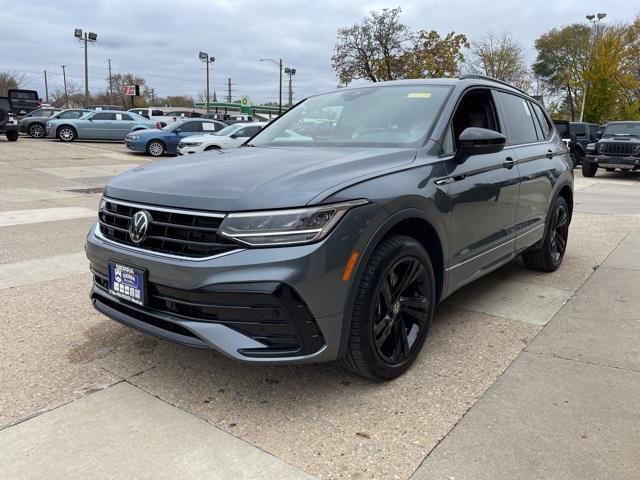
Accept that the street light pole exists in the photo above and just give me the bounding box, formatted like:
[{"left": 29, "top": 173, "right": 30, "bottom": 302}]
[
  {"left": 580, "top": 12, "right": 606, "bottom": 122},
  {"left": 61, "top": 65, "right": 69, "bottom": 108},
  {"left": 74, "top": 29, "right": 97, "bottom": 106},
  {"left": 260, "top": 58, "right": 284, "bottom": 114},
  {"left": 199, "top": 51, "right": 215, "bottom": 113}
]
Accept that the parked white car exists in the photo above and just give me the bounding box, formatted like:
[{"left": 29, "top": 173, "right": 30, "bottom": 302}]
[
  {"left": 177, "top": 122, "right": 267, "bottom": 155},
  {"left": 128, "top": 107, "right": 178, "bottom": 128}
]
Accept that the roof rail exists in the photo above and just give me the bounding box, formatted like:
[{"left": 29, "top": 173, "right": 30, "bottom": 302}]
[{"left": 459, "top": 74, "right": 528, "bottom": 95}]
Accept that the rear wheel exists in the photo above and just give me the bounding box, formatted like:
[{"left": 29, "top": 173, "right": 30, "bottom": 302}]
[
  {"left": 522, "top": 196, "right": 570, "bottom": 272},
  {"left": 146, "top": 140, "right": 165, "bottom": 157},
  {"left": 340, "top": 235, "right": 435, "bottom": 380},
  {"left": 582, "top": 161, "right": 597, "bottom": 177},
  {"left": 57, "top": 126, "right": 76, "bottom": 142},
  {"left": 28, "top": 123, "right": 45, "bottom": 138},
  {"left": 6, "top": 130, "right": 19, "bottom": 141}
]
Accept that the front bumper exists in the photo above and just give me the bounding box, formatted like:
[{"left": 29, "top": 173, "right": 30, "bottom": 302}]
[
  {"left": 85, "top": 202, "right": 380, "bottom": 363},
  {"left": 125, "top": 139, "right": 146, "bottom": 152},
  {"left": 587, "top": 154, "right": 640, "bottom": 170},
  {"left": 177, "top": 145, "right": 204, "bottom": 156}
]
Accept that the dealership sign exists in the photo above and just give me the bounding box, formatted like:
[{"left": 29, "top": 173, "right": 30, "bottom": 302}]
[{"left": 123, "top": 85, "right": 140, "bottom": 96}]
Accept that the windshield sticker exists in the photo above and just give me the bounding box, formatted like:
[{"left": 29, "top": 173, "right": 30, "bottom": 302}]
[
  {"left": 202, "top": 123, "right": 216, "bottom": 131},
  {"left": 407, "top": 92, "right": 432, "bottom": 99}
]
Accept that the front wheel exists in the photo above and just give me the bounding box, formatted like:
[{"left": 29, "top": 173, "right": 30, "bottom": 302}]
[
  {"left": 57, "top": 126, "right": 76, "bottom": 142},
  {"left": 340, "top": 235, "right": 435, "bottom": 380},
  {"left": 522, "top": 196, "right": 570, "bottom": 272},
  {"left": 146, "top": 140, "right": 165, "bottom": 157},
  {"left": 582, "top": 161, "right": 597, "bottom": 177},
  {"left": 6, "top": 130, "right": 19, "bottom": 141}
]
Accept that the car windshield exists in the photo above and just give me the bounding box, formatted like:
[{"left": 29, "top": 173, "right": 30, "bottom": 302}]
[
  {"left": 250, "top": 84, "right": 452, "bottom": 148},
  {"left": 163, "top": 120, "right": 187, "bottom": 131},
  {"left": 603, "top": 123, "right": 640, "bottom": 137},
  {"left": 215, "top": 124, "right": 242, "bottom": 136}
]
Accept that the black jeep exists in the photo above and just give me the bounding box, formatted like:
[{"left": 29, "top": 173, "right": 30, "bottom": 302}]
[
  {"left": 0, "top": 97, "right": 20, "bottom": 141},
  {"left": 583, "top": 121, "right": 640, "bottom": 177}
]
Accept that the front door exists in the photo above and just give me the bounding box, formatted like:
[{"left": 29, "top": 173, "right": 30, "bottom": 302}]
[
  {"left": 443, "top": 89, "right": 519, "bottom": 289},
  {"left": 111, "top": 113, "right": 137, "bottom": 139},
  {"left": 85, "top": 112, "right": 116, "bottom": 139}
]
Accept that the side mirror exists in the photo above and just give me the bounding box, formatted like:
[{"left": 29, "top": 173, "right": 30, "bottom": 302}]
[
  {"left": 456, "top": 127, "right": 506, "bottom": 161},
  {"left": 596, "top": 130, "right": 603, "bottom": 140},
  {"left": 229, "top": 133, "right": 239, "bottom": 139},
  {"left": 174, "top": 128, "right": 181, "bottom": 134}
]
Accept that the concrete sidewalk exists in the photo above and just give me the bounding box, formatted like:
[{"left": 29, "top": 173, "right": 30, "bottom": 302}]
[{"left": 412, "top": 232, "right": 640, "bottom": 480}]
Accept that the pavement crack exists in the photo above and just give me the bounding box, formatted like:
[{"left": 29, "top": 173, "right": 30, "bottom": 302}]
[{"left": 524, "top": 350, "right": 640, "bottom": 374}]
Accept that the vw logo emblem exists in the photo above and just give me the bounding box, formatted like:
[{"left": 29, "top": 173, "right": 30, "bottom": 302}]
[
  {"left": 392, "top": 301, "right": 401, "bottom": 317},
  {"left": 129, "top": 210, "right": 152, "bottom": 244}
]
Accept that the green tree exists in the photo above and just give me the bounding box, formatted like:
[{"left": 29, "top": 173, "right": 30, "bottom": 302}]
[
  {"left": 533, "top": 24, "right": 591, "bottom": 121},
  {"left": 331, "top": 7, "right": 467, "bottom": 84},
  {"left": 159, "top": 95, "right": 195, "bottom": 108},
  {"left": 465, "top": 31, "right": 530, "bottom": 91}
]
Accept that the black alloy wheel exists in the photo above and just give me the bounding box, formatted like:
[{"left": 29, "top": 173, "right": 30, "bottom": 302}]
[
  {"left": 373, "top": 257, "right": 429, "bottom": 365},
  {"left": 549, "top": 202, "right": 569, "bottom": 264}
]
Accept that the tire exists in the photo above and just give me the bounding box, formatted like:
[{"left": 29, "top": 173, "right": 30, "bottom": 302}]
[
  {"left": 522, "top": 196, "right": 570, "bottom": 272},
  {"left": 6, "top": 130, "right": 19, "bottom": 141},
  {"left": 146, "top": 140, "right": 165, "bottom": 157},
  {"left": 0, "top": 109, "right": 8, "bottom": 127},
  {"left": 204, "top": 145, "right": 220, "bottom": 151},
  {"left": 582, "top": 161, "right": 597, "bottom": 177},
  {"left": 339, "top": 235, "right": 436, "bottom": 380},
  {"left": 28, "top": 122, "right": 46, "bottom": 138},
  {"left": 57, "top": 126, "right": 76, "bottom": 142}
]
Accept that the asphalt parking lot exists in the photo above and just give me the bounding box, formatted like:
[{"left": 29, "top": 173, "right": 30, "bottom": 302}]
[{"left": 1, "top": 137, "right": 639, "bottom": 479}]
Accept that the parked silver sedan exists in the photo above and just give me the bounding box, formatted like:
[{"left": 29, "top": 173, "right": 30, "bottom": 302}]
[{"left": 46, "top": 110, "right": 156, "bottom": 142}]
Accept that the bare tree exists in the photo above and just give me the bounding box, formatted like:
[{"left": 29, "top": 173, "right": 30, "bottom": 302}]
[
  {"left": 465, "top": 32, "right": 530, "bottom": 90},
  {"left": 0, "top": 71, "right": 26, "bottom": 96}
]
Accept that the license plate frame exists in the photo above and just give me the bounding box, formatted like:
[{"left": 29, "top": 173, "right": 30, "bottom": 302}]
[{"left": 107, "top": 261, "right": 146, "bottom": 307}]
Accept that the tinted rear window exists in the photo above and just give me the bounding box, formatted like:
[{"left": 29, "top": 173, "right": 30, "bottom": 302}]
[{"left": 496, "top": 92, "right": 538, "bottom": 145}]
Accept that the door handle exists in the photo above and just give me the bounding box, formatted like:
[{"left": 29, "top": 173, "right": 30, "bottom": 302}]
[
  {"left": 546, "top": 150, "right": 554, "bottom": 159},
  {"left": 503, "top": 157, "right": 517, "bottom": 169}
]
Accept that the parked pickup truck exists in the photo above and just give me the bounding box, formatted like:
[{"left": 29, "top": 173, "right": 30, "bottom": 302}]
[
  {"left": 583, "top": 121, "right": 640, "bottom": 177},
  {"left": 128, "top": 108, "right": 180, "bottom": 128}
]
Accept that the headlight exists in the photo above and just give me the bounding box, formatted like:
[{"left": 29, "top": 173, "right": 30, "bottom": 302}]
[
  {"left": 127, "top": 135, "right": 140, "bottom": 140},
  {"left": 181, "top": 142, "right": 202, "bottom": 147},
  {"left": 586, "top": 142, "right": 596, "bottom": 153},
  {"left": 596, "top": 143, "right": 603, "bottom": 153},
  {"left": 219, "top": 199, "right": 368, "bottom": 246}
]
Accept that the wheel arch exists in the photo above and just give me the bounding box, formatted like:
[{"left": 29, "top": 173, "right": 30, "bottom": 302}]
[{"left": 337, "top": 208, "right": 447, "bottom": 358}]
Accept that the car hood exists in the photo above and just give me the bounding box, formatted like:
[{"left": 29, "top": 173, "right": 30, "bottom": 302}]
[
  {"left": 105, "top": 146, "right": 416, "bottom": 211},
  {"left": 180, "top": 134, "right": 223, "bottom": 143}
]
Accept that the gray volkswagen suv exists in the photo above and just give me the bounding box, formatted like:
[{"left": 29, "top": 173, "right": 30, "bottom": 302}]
[{"left": 86, "top": 76, "right": 573, "bottom": 380}]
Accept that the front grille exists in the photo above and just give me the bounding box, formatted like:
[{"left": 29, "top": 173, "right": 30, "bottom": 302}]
[
  {"left": 93, "top": 271, "right": 324, "bottom": 357},
  {"left": 98, "top": 198, "right": 241, "bottom": 258},
  {"left": 600, "top": 142, "right": 637, "bottom": 156}
]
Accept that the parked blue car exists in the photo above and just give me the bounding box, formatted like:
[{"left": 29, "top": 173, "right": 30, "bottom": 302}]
[
  {"left": 46, "top": 110, "right": 156, "bottom": 142},
  {"left": 124, "top": 118, "right": 227, "bottom": 156}
]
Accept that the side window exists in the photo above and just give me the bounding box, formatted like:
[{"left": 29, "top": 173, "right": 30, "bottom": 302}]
[
  {"left": 152, "top": 110, "right": 164, "bottom": 116},
  {"left": 450, "top": 89, "right": 500, "bottom": 151},
  {"left": 531, "top": 103, "right": 552, "bottom": 139},
  {"left": 496, "top": 92, "right": 538, "bottom": 145},
  {"left": 235, "top": 127, "right": 250, "bottom": 137},
  {"left": 179, "top": 121, "right": 202, "bottom": 133},
  {"left": 117, "top": 113, "right": 133, "bottom": 121},
  {"left": 92, "top": 112, "right": 116, "bottom": 120}
]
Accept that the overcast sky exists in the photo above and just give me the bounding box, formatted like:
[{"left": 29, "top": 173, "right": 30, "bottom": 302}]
[{"left": 0, "top": 0, "right": 634, "bottom": 104}]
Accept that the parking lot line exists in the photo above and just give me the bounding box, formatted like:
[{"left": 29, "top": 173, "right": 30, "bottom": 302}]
[
  {"left": 0, "top": 252, "right": 88, "bottom": 289},
  {"left": 35, "top": 164, "right": 140, "bottom": 179},
  {"left": 0, "top": 207, "right": 95, "bottom": 227}
]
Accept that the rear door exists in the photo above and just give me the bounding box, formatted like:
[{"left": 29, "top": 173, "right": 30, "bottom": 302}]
[
  {"left": 111, "top": 113, "right": 137, "bottom": 139},
  {"left": 84, "top": 112, "right": 116, "bottom": 139},
  {"left": 495, "top": 91, "right": 556, "bottom": 252}
]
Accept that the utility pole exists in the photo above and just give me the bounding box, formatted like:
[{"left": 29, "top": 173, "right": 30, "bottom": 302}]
[
  {"left": 44, "top": 70, "right": 49, "bottom": 103},
  {"left": 199, "top": 51, "right": 215, "bottom": 113},
  {"left": 108, "top": 59, "right": 113, "bottom": 104},
  {"left": 278, "top": 58, "right": 283, "bottom": 115},
  {"left": 150, "top": 88, "right": 155, "bottom": 104},
  {"left": 61, "top": 65, "right": 69, "bottom": 108},
  {"left": 580, "top": 13, "right": 606, "bottom": 122},
  {"left": 74, "top": 29, "right": 97, "bottom": 106},
  {"left": 227, "top": 78, "right": 232, "bottom": 103},
  {"left": 284, "top": 67, "right": 296, "bottom": 108}
]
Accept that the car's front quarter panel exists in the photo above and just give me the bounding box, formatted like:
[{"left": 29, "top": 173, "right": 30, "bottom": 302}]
[{"left": 85, "top": 200, "right": 383, "bottom": 363}]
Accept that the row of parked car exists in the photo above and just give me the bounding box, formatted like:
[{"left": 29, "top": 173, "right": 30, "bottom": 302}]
[{"left": 14, "top": 105, "right": 268, "bottom": 157}]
